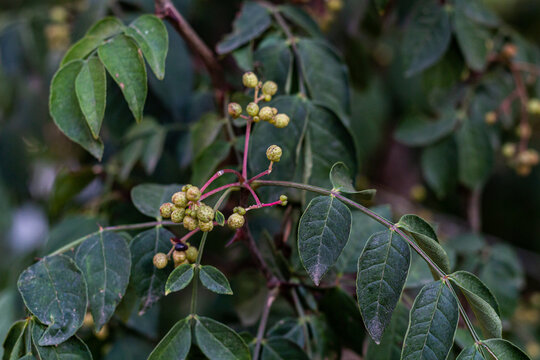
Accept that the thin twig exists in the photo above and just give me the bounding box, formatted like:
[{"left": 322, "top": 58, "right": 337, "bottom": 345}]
[{"left": 253, "top": 287, "right": 279, "bottom": 360}]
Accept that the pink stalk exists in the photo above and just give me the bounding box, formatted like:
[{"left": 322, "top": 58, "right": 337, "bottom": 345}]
[
  {"left": 201, "top": 169, "right": 243, "bottom": 193},
  {"left": 248, "top": 163, "right": 273, "bottom": 184},
  {"left": 246, "top": 199, "right": 282, "bottom": 211},
  {"left": 242, "top": 119, "right": 252, "bottom": 179},
  {"left": 244, "top": 183, "right": 262, "bottom": 207},
  {"left": 200, "top": 182, "right": 241, "bottom": 201}
]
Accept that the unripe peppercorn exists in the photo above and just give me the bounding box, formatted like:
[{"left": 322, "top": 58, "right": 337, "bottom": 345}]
[
  {"left": 528, "top": 99, "right": 540, "bottom": 115},
  {"left": 173, "top": 250, "right": 186, "bottom": 265},
  {"left": 199, "top": 221, "right": 214, "bottom": 232},
  {"left": 280, "top": 195, "right": 288, "bottom": 206},
  {"left": 186, "top": 186, "right": 201, "bottom": 201},
  {"left": 153, "top": 253, "right": 168, "bottom": 269},
  {"left": 175, "top": 242, "right": 188, "bottom": 251},
  {"left": 272, "top": 107, "right": 278, "bottom": 115},
  {"left": 160, "top": 202, "right": 174, "bottom": 218},
  {"left": 264, "top": 95, "right": 272, "bottom": 102},
  {"left": 233, "top": 206, "right": 246, "bottom": 215},
  {"left": 246, "top": 102, "right": 259, "bottom": 116},
  {"left": 197, "top": 205, "right": 214, "bottom": 222},
  {"left": 502, "top": 143, "right": 516, "bottom": 158},
  {"left": 190, "top": 204, "right": 200, "bottom": 218},
  {"left": 242, "top": 72, "right": 258, "bottom": 88},
  {"left": 253, "top": 116, "right": 260, "bottom": 122},
  {"left": 259, "top": 107, "right": 274, "bottom": 121},
  {"left": 172, "top": 192, "right": 188, "bottom": 207},
  {"left": 186, "top": 246, "right": 199, "bottom": 263},
  {"left": 171, "top": 208, "right": 185, "bottom": 223},
  {"left": 484, "top": 111, "right": 497, "bottom": 125},
  {"left": 274, "top": 114, "right": 290, "bottom": 128},
  {"left": 228, "top": 102, "right": 242, "bottom": 118},
  {"left": 183, "top": 216, "right": 198, "bottom": 231},
  {"left": 266, "top": 145, "right": 282, "bottom": 162},
  {"left": 182, "top": 184, "right": 192, "bottom": 192},
  {"left": 228, "top": 213, "right": 245, "bottom": 230},
  {"left": 262, "top": 81, "right": 278, "bottom": 96}
]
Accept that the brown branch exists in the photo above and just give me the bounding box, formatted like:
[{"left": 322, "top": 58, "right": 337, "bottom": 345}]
[
  {"left": 467, "top": 187, "right": 482, "bottom": 233},
  {"left": 154, "top": 0, "right": 227, "bottom": 105}
]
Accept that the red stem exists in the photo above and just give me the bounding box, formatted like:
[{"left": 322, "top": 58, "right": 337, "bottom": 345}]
[
  {"left": 242, "top": 120, "right": 252, "bottom": 179},
  {"left": 200, "top": 182, "right": 241, "bottom": 201},
  {"left": 244, "top": 183, "right": 262, "bottom": 207},
  {"left": 200, "top": 169, "right": 243, "bottom": 193},
  {"left": 246, "top": 199, "right": 281, "bottom": 211}
]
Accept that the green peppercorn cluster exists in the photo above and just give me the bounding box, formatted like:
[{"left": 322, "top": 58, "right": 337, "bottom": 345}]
[{"left": 153, "top": 242, "right": 199, "bottom": 269}]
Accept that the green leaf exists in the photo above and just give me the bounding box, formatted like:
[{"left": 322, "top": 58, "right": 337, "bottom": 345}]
[
  {"left": 261, "top": 337, "right": 309, "bottom": 360},
  {"left": 454, "top": 3, "right": 491, "bottom": 72},
  {"left": 49, "top": 60, "right": 104, "bottom": 160},
  {"left": 329, "top": 162, "right": 356, "bottom": 193},
  {"left": 75, "top": 57, "right": 106, "bottom": 139},
  {"left": 131, "top": 183, "right": 180, "bottom": 219},
  {"left": 394, "top": 108, "right": 457, "bottom": 147},
  {"left": 456, "top": 119, "right": 493, "bottom": 189},
  {"left": 98, "top": 35, "right": 147, "bottom": 122},
  {"left": 17, "top": 255, "right": 87, "bottom": 346},
  {"left": 130, "top": 227, "right": 174, "bottom": 314},
  {"left": 365, "top": 302, "right": 409, "bottom": 360},
  {"left": 61, "top": 17, "right": 124, "bottom": 65},
  {"left": 298, "top": 195, "right": 352, "bottom": 285},
  {"left": 191, "top": 141, "right": 232, "bottom": 186},
  {"left": 253, "top": 39, "right": 293, "bottom": 93},
  {"left": 165, "top": 264, "right": 194, "bottom": 295},
  {"left": 190, "top": 113, "right": 224, "bottom": 158},
  {"left": 356, "top": 230, "right": 410, "bottom": 343},
  {"left": 482, "top": 339, "right": 531, "bottom": 360},
  {"left": 215, "top": 210, "right": 225, "bottom": 226},
  {"left": 194, "top": 316, "right": 250, "bottom": 360},
  {"left": 31, "top": 322, "right": 92, "bottom": 360},
  {"left": 74, "top": 231, "right": 131, "bottom": 331},
  {"left": 216, "top": 2, "right": 271, "bottom": 54},
  {"left": 397, "top": 214, "right": 451, "bottom": 274},
  {"left": 148, "top": 318, "right": 191, "bottom": 360},
  {"left": 456, "top": 344, "right": 485, "bottom": 360},
  {"left": 421, "top": 138, "right": 458, "bottom": 198},
  {"left": 458, "top": 0, "right": 499, "bottom": 27},
  {"left": 402, "top": 0, "right": 451, "bottom": 77},
  {"left": 278, "top": 5, "right": 322, "bottom": 37},
  {"left": 2, "top": 320, "right": 28, "bottom": 360},
  {"left": 125, "top": 15, "right": 168, "bottom": 80},
  {"left": 401, "top": 280, "right": 459, "bottom": 360},
  {"left": 450, "top": 271, "right": 501, "bottom": 338},
  {"left": 297, "top": 39, "right": 350, "bottom": 126},
  {"left": 267, "top": 318, "right": 305, "bottom": 347},
  {"left": 200, "top": 266, "right": 233, "bottom": 295}
]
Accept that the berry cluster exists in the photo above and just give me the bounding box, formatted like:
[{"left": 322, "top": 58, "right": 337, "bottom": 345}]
[
  {"left": 160, "top": 185, "right": 216, "bottom": 232},
  {"left": 153, "top": 239, "right": 199, "bottom": 269}
]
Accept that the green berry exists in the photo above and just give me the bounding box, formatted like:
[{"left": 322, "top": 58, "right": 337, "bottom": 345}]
[
  {"left": 173, "top": 250, "right": 186, "bottom": 265},
  {"left": 266, "top": 145, "right": 282, "bottom": 162},
  {"left": 153, "top": 253, "right": 168, "bottom": 269},
  {"left": 160, "top": 202, "right": 174, "bottom": 218},
  {"left": 190, "top": 204, "right": 200, "bottom": 218},
  {"left": 253, "top": 116, "right": 260, "bottom": 122},
  {"left": 182, "top": 184, "right": 192, "bottom": 192},
  {"left": 228, "top": 213, "right": 245, "bottom": 230},
  {"left": 264, "top": 94, "right": 272, "bottom": 102},
  {"left": 259, "top": 106, "right": 274, "bottom": 121},
  {"left": 274, "top": 114, "right": 290, "bottom": 128},
  {"left": 171, "top": 208, "right": 185, "bottom": 223},
  {"left": 242, "top": 72, "right": 258, "bottom": 88},
  {"left": 183, "top": 216, "right": 198, "bottom": 231},
  {"left": 186, "top": 246, "right": 199, "bottom": 263},
  {"left": 272, "top": 107, "right": 278, "bottom": 115},
  {"left": 199, "top": 221, "right": 214, "bottom": 232},
  {"left": 228, "top": 102, "right": 242, "bottom": 118},
  {"left": 262, "top": 81, "right": 278, "bottom": 96},
  {"left": 233, "top": 206, "right": 246, "bottom": 215},
  {"left": 172, "top": 192, "right": 188, "bottom": 207},
  {"left": 197, "top": 204, "right": 214, "bottom": 222},
  {"left": 280, "top": 195, "right": 288, "bottom": 206},
  {"left": 186, "top": 186, "right": 201, "bottom": 201},
  {"left": 246, "top": 102, "right": 259, "bottom": 116}
]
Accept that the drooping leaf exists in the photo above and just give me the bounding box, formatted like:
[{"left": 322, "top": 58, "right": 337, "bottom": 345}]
[
  {"left": 261, "top": 337, "right": 309, "bottom": 360},
  {"left": 131, "top": 183, "right": 180, "bottom": 219},
  {"left": 216, "top": 2, "right": 271, "bottom": 54},
  {"left": 49, "top": 60, "right": 104, "bottom": 160},
  {"left": 147, "top": 318, "right": 191, "bottom": 360},
  {"left": 75, "top": 57, "right": 106, "bottom": 139},
  {"left": 298, "top": 195, "right": 352, "bottom": 285},
  {"left": 130, "top": 227, "right": 174, "bottom": 314},
  {"left": 397, "top": 214, "right": 451, "bottom": 274},
  {"left": 31, "top": 322, "right": 92, "bottom": 360},
  {"left": 356, "top": 230, "right": 410, "bottom": 343},
  {"left": 482, "top": 339, "right": 531, "bottom": 360},
  {"left": 194, "top": 316, "right": 250, "bottom": 360},
  {"left": 74, "top": 231, "right": 131, "bottom": 331},
  {"left": 401, "top": 280, "right": 459, "bottom": 360},
  {"left": 165, "top": 264, "right": 194, "bottom": 295},
  {"left": 456, "top": 119, "right": 493, "bottom": 189},
  {"left": 450, "top": 271, "right": 501, "bottom": 338},
  {"left": 125, "top": 15, "right": 168, "bottom": 80},
  {"left": 365, "top": 302, "right": 409, "bottom": 360},
  {"left": 98, "top": 35, "right": 147, "bottom": 122},
  {"left": 454, "top": 2, "right": 491, "bottom": 72},
  {"left": 2, "top": 320, "right": 28, "bottom": 360},
  {"left": 200, "top": 266, "right": 233, "bottom": 295},
  {"left": 329, "top": 162, "right": 356, "bottom": 193},
  {"left": 402, "top": 0, "right": 452, "bottom": 76},
  {"left": 61, "top": 17, "right": 124, "bottom": 65},
  {"left": 17, "top": 255, "right": 87, "bottom": 346},
  {"left": 394, "top": 108, "right": 457, "bottom": 147},
  {"left": 421, "top": 138, "right": 458, "bottom": 198},
  {"left": 297, "top": 39, "right": 350, "bottom": 126},
  {"left": 456, "top": 344, "right": 485, "bottom": 360}
]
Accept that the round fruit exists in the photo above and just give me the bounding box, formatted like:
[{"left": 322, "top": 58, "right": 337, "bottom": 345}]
[
  {"left": 274, "top": 114, "right": 290, "bottom": 128},
  {"left": 173, "top": 250, "right": 187, "bottom": 265},
  {"left": 186, "top": 246, "right": 199, "bottom": 263},
  {"left": 186, "top": 186, "right": 201, "bottom": 201},
  {"left": 172, "top": 192, "right": 188, "bottom": 207},
  {"left": 266, "top": 145, "right": 282, "bottom": 162},
  {"left": 246, "top": 102, "right": 259, "bottom": 116},
  {"left": 262, "top": 81, "right": 277, "bottom": 96},
  {"left": 183, "top": 216, "right": 198, "bottom": 231},
  {"left": 153, "top": 253, "right": 168, "bottom": 269},
  {"left": 199, "top": 221, "right": 214, "bottom": 232},
  {"left": 197, "top": 205, "right": 214, "bottom": 222},
  {"left": 228, "top": 102, "right": 242, "bottom": 118},
  {"left": 228, "top": 213, "right": 245, "bottom": 230},
  {"left": 160, "top": 202, "right": 174, "bottom": 218},
  {"left": 175, "top": 242, "right": 188, "bottom": 251},
  {"left": 171, "top": 208, "right": 185, "bottom": 223},
  {"left": 242, "top": 72, "right": 258, "bottom": 88}
]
